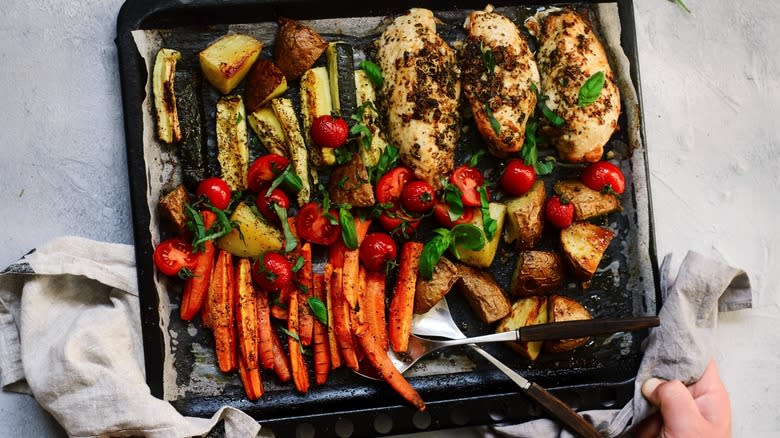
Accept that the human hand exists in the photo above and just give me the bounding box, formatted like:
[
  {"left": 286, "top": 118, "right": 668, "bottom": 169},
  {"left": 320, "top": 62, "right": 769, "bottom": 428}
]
[{"left": 634, "top": 359, "right": 731, "bottom": 438}]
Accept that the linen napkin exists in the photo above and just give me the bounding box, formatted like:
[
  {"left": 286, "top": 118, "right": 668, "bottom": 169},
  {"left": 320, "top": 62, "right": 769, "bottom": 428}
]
[
  {"left": 490, "top": 251, "right": 751, "bottom": 438},
  {"left": 0, "top": 236, "right": 260, "bottom": 438}
]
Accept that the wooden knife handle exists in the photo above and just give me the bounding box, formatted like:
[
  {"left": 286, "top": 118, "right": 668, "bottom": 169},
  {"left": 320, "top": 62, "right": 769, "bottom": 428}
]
[
  {"left": 525, "top": 383, "right": 602, "bottom": 438},
  {"left": 518, "top": 316, "right": 660, "bottom": 342}
]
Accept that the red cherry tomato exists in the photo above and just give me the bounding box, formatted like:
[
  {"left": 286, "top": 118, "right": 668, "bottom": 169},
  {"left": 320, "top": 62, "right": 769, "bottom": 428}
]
[
  {"left": 450, "top": 165, "right": 485, "bottom": 207},
  {"left": 581, "top": 161, "right": 625, "bottom": 195},
  {"left": 247, "top": 154, "right": 289, "bottom": 193},
  {"left": 400, "top": 180, "right": 436, "bottom": 214},
  {"left": 252, "top": 252, "right": 293, "bottom": 292},
  {"left": 378, "top": 210, "right": 421, "bottom": 236},
  {"left": 256, "top": 185, "right": 290, "bottom": 223},
  {"left": 311, "top": 115, "right": 349, "bottom": 148},
  {"left": 296, "top": 202, "right": 341, "bottom": 245},
  {"left": 432, "top": 202, "right": 477, "bottom": 228},
  {"left": 500, "top": 160, "right": 537, "bottom": 196},
  {"left": 375, "top": 167, "right": 413, "bottom": 206},
  {"left": 153, "top": 237, "right": 196, "bottom": 276},
  {"left": 545, "top": 195, "right": 575, "bottom": 229},
  {"left": 196, "top": 177, "right": 232, "bottom": 210},
  {"left": 359, "top": 233, "right": 398, "bottom": 272}
]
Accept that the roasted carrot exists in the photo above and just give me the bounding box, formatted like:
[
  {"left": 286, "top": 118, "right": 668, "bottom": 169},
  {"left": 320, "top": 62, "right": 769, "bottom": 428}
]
[
  {"left": 342, "top": 249, "right": 360, "bottom": 310},
  {"left": 354, "top": 317, "right": 426, "bottom": 411},
  {"left": 297, "top": 243, "right": 314, "bottom": 346},
  {"left": 270, "top": 327, "right": 292, "bottom": 383},
  {"left": 332, "top": 266, "right": 359, "bottom": 369},
  {"left": 389, "top": 241, "right": 423, "bottom": 353},
  {"left": 365, "top": 270, "right": 389, "bottom": 352},
  {"left": 211, "top": 250, "right": 237, "bottom": 372},
  {"left": 323, "top": 264, "right": 341, "bottom": 370},
  {"left": 237, "top": 351, "right": 264, "bottom": 401},
  {"left": 287, "top": 286, "right": 310, "bottom": 393},
  {"left": 235, "top": 259, "right": 258, "bottom": 370},
  {"left": 201, "top": 261, "right": 216, "bottom": 329},
  {"left": 255, "top": 287, "right": 275, "bottom": 371},
  {"left": 181, "top": 211, "right": 217, "bottom": 321},
  {"left": 225, "top": 254, "right": 238, "bottom": 370},
  {"left": 312, "top": 273, "right": 330, "bottom": 385},
  {"left": 271, "top": 286, "right": 291, "bottom": 320}
]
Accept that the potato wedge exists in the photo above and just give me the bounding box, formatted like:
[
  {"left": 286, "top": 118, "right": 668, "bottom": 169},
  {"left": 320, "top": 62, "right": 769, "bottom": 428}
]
[
  {"left": 273, "top": 18, "right": 327, "bottom": 81},
  {"left": 560, "top": 222, "right": 615, "bottom": 279},
  {"left": 453, "top": 202, "right": 506, "bottom": 268},
  {"left": 245, "top": 60, "right": 288, "bottom": 113},
  {"left": 217, "top": 202, "right": 283, "bottom": 258},
  {"left": 504, "top": 181, "right": 545, "bottom": 250},
  {"left": 509, "top": 251, "right": 564, "bottom": 297},
  {"left": 414, "top": 256, "right": 459, "bottom": 314},
  {"left": 327, "top": 154, "right": 375, "bottom": 208},
  {"left": 158, "top": 184, "right": 190, "bottom": 236},
  {"left": 456, "top": 263, "right": 511, "bottom": 324},
  {"left": 553, "top": 180, "right": 620, "bottom": 220},
  {"left": 544, "top": 295, "right": 592, "bottom": 353},
  {"left": 495, "top": 296, "right": 548, "bottom": 361},
  {"left": 199, "top": 34, "right": 263, "bottom": 94}
]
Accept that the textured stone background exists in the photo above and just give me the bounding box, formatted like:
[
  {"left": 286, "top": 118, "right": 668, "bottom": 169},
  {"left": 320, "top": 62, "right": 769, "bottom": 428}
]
[{"left": 1, "top": 0, "right": 778, "bottom": 436}]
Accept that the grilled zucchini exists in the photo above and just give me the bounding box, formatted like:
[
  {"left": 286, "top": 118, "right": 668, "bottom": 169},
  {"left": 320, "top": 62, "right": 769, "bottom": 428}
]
[
  {"left": 553, "top": 180, "right": 621, "bottom": 220},
  {"left": 504, "top": 181, "right": 545, "bottom": 250},
  {"left": 215, "top": 95, "right": 249, "bottom": 190},
  {"left": 152, "top": 48, "right": 182, "bottom": 144},
  {"left": 326, "top": 42, "right": 357, "bottom": 123},
  {"left": 354, "top": 69, "right": 387, "bottom": 167},
  {"left": 560, "top": 222, "right": 615, "bottom": 279},
  {"left": 247, "top": 107, "right": 288, "bottom": 158},
  {"left": 300, "top": 66, "right": 336, "bottom": 167},
  {"left": 271, "top": 97, "right": 311, "bottom": 204}
]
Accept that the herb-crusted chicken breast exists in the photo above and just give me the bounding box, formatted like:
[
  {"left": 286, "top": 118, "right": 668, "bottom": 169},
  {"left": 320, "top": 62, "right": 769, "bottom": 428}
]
[
  {"left": 375, "top": 8, "right": 460, "bottom": 187},
  {"left": 461, "top": 6, "right": 539, "bottom": 157},
  {"left": 525, "top": 8, "right": 620, "bottom": 163}
]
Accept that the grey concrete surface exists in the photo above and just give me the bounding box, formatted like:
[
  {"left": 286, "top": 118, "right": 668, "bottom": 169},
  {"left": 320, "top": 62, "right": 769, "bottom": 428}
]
[{"left": 1, "top": 0, "right": 779, "bottom": 437}]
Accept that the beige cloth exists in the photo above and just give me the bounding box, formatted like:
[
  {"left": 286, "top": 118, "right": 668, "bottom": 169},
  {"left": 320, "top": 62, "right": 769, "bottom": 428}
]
[{"left": 0, "top": 237, "right": 260, "bottom": 438}]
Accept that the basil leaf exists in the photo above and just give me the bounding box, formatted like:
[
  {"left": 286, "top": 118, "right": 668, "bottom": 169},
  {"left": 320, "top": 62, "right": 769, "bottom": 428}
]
[
  {"left": 578, "top": 71, "right": 605, "bottom": 107},
  {"left": 443, "top": 181, "right": 464, "bottom": 222},
  {"left": 484, "top": 102, "right": 501, "bottom": 134},
  {"left": 350, "top": 122, "right": 373, "bottom": 150},
  {"left": 307, "top": 297, "right": 328, "bottom": 326},
  {"left": 450, "top": 223, "right": 486, "bottom": 252},
  {"left": 339, "top": 207, "right": 358, "bottom": 249},
  {"left": 267, "top": 165, "right": 302, "bottom": 196},
  {"left": 520, "top": 120, "right": 554, "bottom": 177},
  {"left": 478, "top": 186, "right": 497, "bottom": 241},
  {"left": 291, "top": 255, "right": 305, "bottom": 273},
  {"left": 480, "top": 43, "right": 496, "bottom": 76},
  {"left": 419, "top": 234, "right": 452, "bottom": 280},
  {"left": 184, "top": 204, "right": 206, "bottom": 251},
  {"left": 368, "top": 144, "right": 399, "bottom": 184},
  {"left": 279, "top": 326, "right": 301, "bottom": 343},
  {"left": 191, "top": 205, "right": 235, "bottom": 249},
  {"left": 540, "top": 102, "right": 565, "bottom": 127},
  {"left": 273, "top": 203, "right": 299, "bottom": 253},
  {"left": 359, "top": 60, "right": 384, "bottom": 88},
  {"left": 334, "top": 147, "right": 354, "bottom": 165},
  {"left": 535, "top": 157, "right": 555, "bottom": 175},
  {"left": 468, "top": 149, "right": 486, "bottom": 168}
]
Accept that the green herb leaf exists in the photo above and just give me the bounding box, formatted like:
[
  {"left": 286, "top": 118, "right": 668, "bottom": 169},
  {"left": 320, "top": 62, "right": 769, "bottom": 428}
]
[
  {"left": 307, "top": 297, "right": 328, "bottom": 326},
  {"left": 273, "top": 203, "right": 299, "bottom": 253},
  {"left": 419, "top": 233, "right": 452, "bottom": 280},
  {"left": 484, "top": 102, "right": 501, "bottom": 134},
  {"left": 235, "top": 112, "right": 243, "bottom": 125},
  {"left": 339, "top": 207, "right": 358, "bottom": 249},
  {"left": 188, "top": 204, "right": 236, "bottom": 249},
  {"left": 535, "top": 157, "right": 555, "bottom": 175},
  {"left": 480, "top": 43, "right": 496, "bottom": 76},
  {"left": 540, "top": 102, "right": 565, "bottom": 127},
  {"left": 267, "top": 165, "right": 302, "bottom": 197},
  {"left": 478, "top": 186, "right": 497, "bottom": 241},
  {"left": 368, "top": 144, "right": 400, "bottom": 184},
  {"left": 177, "top": 266, "right": 195, "bottom": 280},
  {"left": 673, "top": 0, "right": 691, "bottom": 13},
  {"left": 468, "top": 149, "right": 486, "bottom": 168},
  {"left": 578, "top": 71, "right": 605, "bottom": 107},
  {"left": 442, "top": 181, "right": 464, "bottom": 222},
  {"left": 279, "top": 326, "right": 301, "bottom": 342},
  {"left": 334, "top": 147, "right": 354, "bottom": 165},
  {"left": 359, "top": 60, "right": 384, "bottom": 88},
  {"left": 350, "top": 122, "right": 373, "bottom": 150},
  {"left": 291, "top": 256, "right": 305, "bottom": 273},
  {"left": 450, "top": 223, "right": 486, "bottom": 252},
  {"left": 521, "top": 120, "right": 555, "bottom": 176}
]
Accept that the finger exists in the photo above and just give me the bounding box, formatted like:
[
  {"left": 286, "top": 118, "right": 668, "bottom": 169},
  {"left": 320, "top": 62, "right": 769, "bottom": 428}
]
[
  {"left": 642, "top": 378, "right": 705, "bottom": 431},
  {"left": 689, "top": 360, "right": 726, "bottom": 399},
  {"left": 632, "top": 412, "right": 662, "bottom": 438},
  {"left": 688, "top": 360, "right": 732, "bottom": 426}
]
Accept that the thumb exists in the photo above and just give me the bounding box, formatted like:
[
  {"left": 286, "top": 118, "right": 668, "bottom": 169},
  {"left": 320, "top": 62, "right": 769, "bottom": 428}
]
[{"left": 642, "top": 377, "right": 704, "bottom": 430}]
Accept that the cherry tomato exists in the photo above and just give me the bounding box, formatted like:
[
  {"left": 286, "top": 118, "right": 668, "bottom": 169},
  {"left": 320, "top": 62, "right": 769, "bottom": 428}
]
[
  {"left": 311, "top": 115, "right": 349, "bottom": 148},
  {"left": 153, "top": 237, "right": 196, "bottom": 276},
  {"left": 256, "top": 185, "right": 290, "bottom": 223},
  {"left": 196, "top": 177, "right": 232, "bottom": 210},
  {"left": 581, "top": 161, "right": 625, "bottom": 195},
  {"left": 432, "top": 202, "right": 477, "bottom": 228},
  {"left": 400, "top": 180, "right": 436, "bottom": 214},
  {"left": 296, "top": 202, "right": 341, "bottom": 245},
  {"left": 378, "top": 209, "right": 421, "bottom": 236},
  {"left": 545, "top": 195, "right": 575, "bottom": 229},
  {"left": 252, "top": 252, "right": 293, "bottom": 292},
  {"left": 375, "top": 167, "right": 413, "bottom": 206},
  {"left": 359, "top": 233, "right": 398, "bottom": 272},
  {"left": 500, "top": 160, "right": 537, "bottom": 196},
  {"left": 247, "top": 154, "right": 289, "bottom": 193},
  {"left": 450, "top": 165, "right": 485, "bottom": 207}
]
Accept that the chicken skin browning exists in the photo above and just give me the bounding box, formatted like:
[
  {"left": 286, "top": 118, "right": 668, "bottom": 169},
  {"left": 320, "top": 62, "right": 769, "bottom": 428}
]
[
  {"left": 461, "top": 6, "right": 540, "bottom": 157},
  {"left": 375, "top": 8, "right": 461, "bottom": 188},
  {"left": 526, "top": 8, "right": 620, "bottom": 163}
]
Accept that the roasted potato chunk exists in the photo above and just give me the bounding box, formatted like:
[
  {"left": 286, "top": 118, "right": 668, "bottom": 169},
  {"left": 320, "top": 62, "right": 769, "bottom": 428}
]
[
  {"left": 495, "top": 296, "right": 548, "bottom": 361},
  {"left": 217, "top": 202, "right": 283, "bottom": 258},
  {"left": 199, "top": 34, "right": 263, "bottom": 94},
  {"left": 560, "top": 222, "right": 615, "bottom": 279},
  {"left": 553, "top": 180, "right": 620, "bottom": 220},
  {"left": 509, "top": 251, "right": 564, "bottom": 297},
  {"left": 456, "top": 263, "right": 511, "bottom": 323},
  {"left": 158, "top": 184, "right": 191, "bottom": 236},
  {"left": 273, "top": 18, "right": 328, "bottom": 81},
  {"left": 414, "top": 257, "right": 459, "bottom": 314},
  {"left": 453, "top": 202, "right": 506, "bottom": 268},
  {"left": 244, "top": 59, "right": 288, "bottom": 112},
  {"left": 504, "top": 181, "right": 545, "bottom": 250},
  {"left": 327, "top": 154, "right": 375, "bottom": 208},
  {"left": 544, "top": 295, "right": 592, "bottom": 353}
]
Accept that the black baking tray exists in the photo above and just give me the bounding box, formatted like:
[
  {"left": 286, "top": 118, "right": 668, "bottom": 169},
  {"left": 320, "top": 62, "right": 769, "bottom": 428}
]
[{"left": 116, "top": 1, "right": 659, "bottom": 436}]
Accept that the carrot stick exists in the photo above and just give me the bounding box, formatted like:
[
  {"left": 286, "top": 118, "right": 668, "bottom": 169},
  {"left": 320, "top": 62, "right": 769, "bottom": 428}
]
[
  {"left": 287, "top": 286, "right": 310, "bottom": 393},
  {"left": 365, "top": 270, "right": 389, "bottom": 352},
  {"left": 389, "top": 241, "right": 423, "bottom": 353},
  {"left": 235, "top": 259, "right": 258, "bottom": 370},
  {"left": 332, "top": 266, "right": 359, "bottom": 369},
  {"left": 342, "top": 249, "right": 360, "bottom": 310},
  {"left": 181, "top": 211, "right": 217, "bottom": 321},
  {"left": 271, "top": 287, "right": 291, "bottom": 320},
  {"left": 353, "top": 266, "right": 368, "bottom": 363},
  {"left": 212, "top": 250, "right": 237, "bottom": 372},
  {"left": 297, "top": 243, "right": 314, "bottom": 346},
  {"left": 324, "top": 264, "right": 341, "bottom": 370},
  {"left": 225, "top": 254, "right": 238, "bottom": 370},
  {"left": 201, "top": 261, "right": 216, "bottom": 329},
  {"left": 312, "top": 273, "right": 330, "bottom": 385},
  {"left": 270, "top": 328, "right": 292, "bottom": 383},
  {"left": 237, "top": 350, "right": 264, "bottom": 401},
  {"left": 256, "top": 288, "right": 275, "bottom": 371}
]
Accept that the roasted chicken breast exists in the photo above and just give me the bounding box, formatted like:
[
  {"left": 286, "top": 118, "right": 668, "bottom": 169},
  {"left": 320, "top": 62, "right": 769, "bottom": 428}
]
[
  {"left": 375, "top": 8, "right": 460, "bottom": 187},
  {"left": 525, "top": 8, "right": 620, "bottom": 163},
  {"left": 461, "top": 6, "right": 539, "bottom": 157}
]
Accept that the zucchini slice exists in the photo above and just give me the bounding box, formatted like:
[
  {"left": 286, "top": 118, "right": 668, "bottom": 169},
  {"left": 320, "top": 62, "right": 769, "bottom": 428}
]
[
  {"left": 300, "top": 66, "right": 336, "bottom": 167},
  {"left": 247, "top": 107, "right": 288, "bottom": 158},
  {"left": 326, "top": 42, "right": 357, "bottom": 123},
  {"left": 271, "top": 97, "right": 311, "bottom": 204},
  {"left": 215, "top": 95, "right": 249, "bottom": 191},
  {"left": 354, "top": 69, "right": 388, "bottom": 167},
  {"left": 152, "top": 48, "right": 182, "bottom": 144},
  {"left": 175, "top": 71, "right": 206, "bottom": 190}
]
